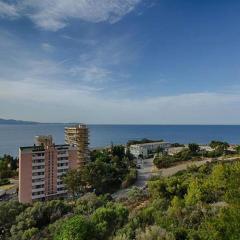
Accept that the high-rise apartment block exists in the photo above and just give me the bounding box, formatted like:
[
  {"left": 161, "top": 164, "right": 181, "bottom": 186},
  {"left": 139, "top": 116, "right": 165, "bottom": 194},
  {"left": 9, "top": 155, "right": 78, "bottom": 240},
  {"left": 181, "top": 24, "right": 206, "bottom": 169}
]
[
  {"left": 19, "top": 135, "right": 78, "bottom": 203},
  {"left": 65, "top": 124, "right": 89, "bottom": 166}
]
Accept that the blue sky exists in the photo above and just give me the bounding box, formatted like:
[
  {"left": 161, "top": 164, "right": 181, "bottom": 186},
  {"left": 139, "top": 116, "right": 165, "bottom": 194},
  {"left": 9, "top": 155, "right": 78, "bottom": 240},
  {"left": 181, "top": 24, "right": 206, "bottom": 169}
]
[{"left": 0, "top": 0, "right": 240, "bottom": 124}]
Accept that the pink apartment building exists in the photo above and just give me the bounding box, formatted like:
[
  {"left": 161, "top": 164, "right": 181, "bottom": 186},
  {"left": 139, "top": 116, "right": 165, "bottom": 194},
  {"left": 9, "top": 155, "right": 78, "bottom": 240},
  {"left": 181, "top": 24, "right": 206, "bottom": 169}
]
[{"left": 19, "top": 135, "right": 78, "bottom": 203}]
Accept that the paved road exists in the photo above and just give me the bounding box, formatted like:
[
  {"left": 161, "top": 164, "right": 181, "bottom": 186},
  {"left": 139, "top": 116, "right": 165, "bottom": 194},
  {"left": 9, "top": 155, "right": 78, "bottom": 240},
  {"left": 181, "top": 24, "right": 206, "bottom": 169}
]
[
  {"left": 134, "top": 158, "right": 154, "bottom": 188},
  {"left": 113, "top": 156, "right": 239, "bottom": 199},
  {"left": 133, "top": 158, "right": 211, "bottom": 187}
]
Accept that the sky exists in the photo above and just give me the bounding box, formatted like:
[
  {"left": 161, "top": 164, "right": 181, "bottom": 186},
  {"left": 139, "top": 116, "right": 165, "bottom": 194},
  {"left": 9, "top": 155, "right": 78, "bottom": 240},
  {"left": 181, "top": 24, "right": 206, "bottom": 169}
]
[{"left": 0, "top": 0, "right": 240, "bottom": 124}]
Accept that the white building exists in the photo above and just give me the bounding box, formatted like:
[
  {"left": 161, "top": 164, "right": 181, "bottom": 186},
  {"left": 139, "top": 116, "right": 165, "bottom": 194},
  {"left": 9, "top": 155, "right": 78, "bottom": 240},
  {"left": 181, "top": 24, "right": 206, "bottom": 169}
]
[
  {"left": 167, "top": 147, "right": 186, "bottom": 156},
  {"left": 199, "top": 145, "right": 214, "bottom": 152},
  {"left": 129, "top": 142, "right": 171, "bottom": 158}
]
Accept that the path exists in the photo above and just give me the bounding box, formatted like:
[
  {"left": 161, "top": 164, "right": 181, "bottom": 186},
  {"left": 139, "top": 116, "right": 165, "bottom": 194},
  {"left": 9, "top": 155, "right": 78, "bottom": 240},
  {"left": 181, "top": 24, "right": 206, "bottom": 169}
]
[{"left": 113, "top": 156, "right": 239, "bottom": 199}]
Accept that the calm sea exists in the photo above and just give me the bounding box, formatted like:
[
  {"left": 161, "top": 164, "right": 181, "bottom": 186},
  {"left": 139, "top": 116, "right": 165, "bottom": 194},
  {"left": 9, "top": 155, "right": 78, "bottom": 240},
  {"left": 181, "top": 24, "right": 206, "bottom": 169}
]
[{"left": 0, "top": 124, "right": 240, "bottom": 157}]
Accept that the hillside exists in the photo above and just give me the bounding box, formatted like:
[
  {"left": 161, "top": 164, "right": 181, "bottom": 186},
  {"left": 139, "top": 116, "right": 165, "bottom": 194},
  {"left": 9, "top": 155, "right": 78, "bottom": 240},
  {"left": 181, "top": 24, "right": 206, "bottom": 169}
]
[
  {"left": 0, "top": 118, "right": 39, "bottom": 125},
  {"left": 1, "top": 159, "right": 240, "bottom": 240}
]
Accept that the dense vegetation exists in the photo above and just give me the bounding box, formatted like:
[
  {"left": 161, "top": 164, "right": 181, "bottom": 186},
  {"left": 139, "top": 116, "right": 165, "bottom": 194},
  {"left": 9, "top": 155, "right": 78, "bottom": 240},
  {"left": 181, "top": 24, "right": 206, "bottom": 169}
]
[
  {"left": 154, "top": 141, "right": 236, "bottom": 169},
  {"left": 63, "top": 145, "right": 137, "bottom": 197},
  {"left": 1, "top": 160, "right": 240, "bottom": 240},
  {"left": 114, "top": 160, "right": 240, "bottom": 240},
  {"left": 0, "top": 155, "right": 18, "bottom": 185}
]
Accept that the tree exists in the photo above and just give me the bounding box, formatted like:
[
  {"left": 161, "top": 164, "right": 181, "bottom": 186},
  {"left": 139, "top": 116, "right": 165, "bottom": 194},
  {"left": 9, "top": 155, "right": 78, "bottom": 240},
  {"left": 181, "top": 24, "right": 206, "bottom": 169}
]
[
  {"left": 54, "top": 215, "right": 97, "bottom": 240},
  {"left": 199, "top": 206, "right": 240, "bottom": 240},
  {"left": 125, "top": 148, "right": 134, "bottom": 161},
  {"left": 74, "top": 193, "right": 108, "bottom": 216},
  {"left": 235, "top": 145, "right": 240, "bottom": 154},
  {"left": 81, "top": 160, "right": 121, "bottom": 194},
  {"left": 135, "top": 225, "right": 174, "bottom": 240},
  {"left": 156, "top": 146, "right": 164, "bottom": 155},
  {"left": 188, "top": 143, "right": 200, "bottom": 153},
  {"left": 0, "top": 155, "right": 18, "bottom": 180},
  {"left": 153, "top": 155, "right": 174, "bottom": 169},
  {"left": 0, "top": 201, "right": 26, "bottom": 240},
  {"left": 111, "top": 145, "right": 125, "bottom": 159},
  {"left": 209, "top": 141, "right": 229, "bottom": 151},
  {"left": 62, "top": 169, "right": 84, "bottom": 199},
  {"left": 184, "top": 178, "right": 203, "bottom": 206},
  {"left": 10, "top": 200, "right": 70, "bottom": 240},
  {"left": 121, "top": 169, "right": 137, "bottom": 188},
  {"left": 92, "top": 203, "right": 129, "bottom": 239}
]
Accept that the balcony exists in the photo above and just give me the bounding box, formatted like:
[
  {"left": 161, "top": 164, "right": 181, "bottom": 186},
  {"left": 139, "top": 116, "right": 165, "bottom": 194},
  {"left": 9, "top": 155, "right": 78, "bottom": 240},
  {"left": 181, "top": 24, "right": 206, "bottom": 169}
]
[
  {"left": 32, "top": 156, "right": 45, "bottom": 161},
  {"left": 32, "top": 194, "right": 45, "bottom": 199},
  {"left": 57, "top": 172, "right": 66, "bottom": 176},
  {"left": 32, "top": 162, "right": 45, "bottom": 167},
  {"left": 32, "top": 180, "right": 45, "bottom": 186},
  {"left": 32, "top": 187, "right": 45, "bottom": 193},
  {"left": 57, "top": 189, "right": 68, "bottom": 194},
  {"left": 32, "top": 174, "right": 45, "bottom": 179},
  {"left": 32, "top": 168, "right": 45, "bottom": 173},
  {"left": 57, "top": 165, "right": 69, "bottom": 170}
]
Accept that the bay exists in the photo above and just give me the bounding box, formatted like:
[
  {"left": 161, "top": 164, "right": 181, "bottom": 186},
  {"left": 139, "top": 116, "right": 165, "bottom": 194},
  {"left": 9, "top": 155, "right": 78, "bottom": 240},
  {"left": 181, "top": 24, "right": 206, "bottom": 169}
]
[{"left": 0, "top": 124, "right": 240, "bottom": 157}]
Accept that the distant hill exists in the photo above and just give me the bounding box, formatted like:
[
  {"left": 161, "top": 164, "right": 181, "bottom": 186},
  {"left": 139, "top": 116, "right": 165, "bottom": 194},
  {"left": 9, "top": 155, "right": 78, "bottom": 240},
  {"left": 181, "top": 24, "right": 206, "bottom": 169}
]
[{"left": 0, "top": 118, "right": 39, "bottom": 125}]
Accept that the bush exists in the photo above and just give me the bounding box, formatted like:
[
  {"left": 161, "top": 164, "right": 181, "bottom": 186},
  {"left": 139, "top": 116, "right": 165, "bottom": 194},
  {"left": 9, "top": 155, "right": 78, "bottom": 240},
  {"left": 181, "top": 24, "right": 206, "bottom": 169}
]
[
  {"left": 121, "top": 169, "right": 137, "bottom": 188},
  {"left": 54, "top": 215, "right": 97, "bottom": 240},
  {"left": 0, "top": 178, "right": 10, "bottom": 186},
  {"left": 153, "top": 155, "right": 174, "bottom": 168},
  {"left": 74, "top": 193, "right": 108, "bottom": 215},
  {"left": 0, "top": 201, "right": 26, "bottom": 240},
  {"left": 92, "top": 203, "right": 129, "bottom": 239},
  {"left": 135, "top": 225, "right": 174, "bottom": 240},
  {"left": 10, "top": 200, "right": 71, "bottom": 240}
]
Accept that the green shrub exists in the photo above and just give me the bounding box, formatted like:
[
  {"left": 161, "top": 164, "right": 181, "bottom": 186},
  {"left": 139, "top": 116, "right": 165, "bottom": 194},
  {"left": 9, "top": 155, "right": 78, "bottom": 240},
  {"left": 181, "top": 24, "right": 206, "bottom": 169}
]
[
  {"left": 0, "top": 178, "right": 10, "bottom": 186},
  {"left": 54, "top": 215, "right": 96, "bottom": 240}
]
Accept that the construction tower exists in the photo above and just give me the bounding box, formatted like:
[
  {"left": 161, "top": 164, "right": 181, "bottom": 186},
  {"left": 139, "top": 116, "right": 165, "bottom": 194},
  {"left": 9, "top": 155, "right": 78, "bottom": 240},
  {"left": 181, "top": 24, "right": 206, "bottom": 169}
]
[{"left": 65, "top": 124, "right": 89, "bottom": 166}]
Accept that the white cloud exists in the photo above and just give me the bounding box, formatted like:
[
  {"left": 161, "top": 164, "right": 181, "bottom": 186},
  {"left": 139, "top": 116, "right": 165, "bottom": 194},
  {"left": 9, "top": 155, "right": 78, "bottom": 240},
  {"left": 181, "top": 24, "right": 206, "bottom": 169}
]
[
  {"left": 41, "top": 42, "right": 54, "bottom": 52},
  {"left": 0, "top": 1, "right": 18, "bottom": 18},
  {"left": 1, "top": 76, "right": 240, "bottom": 124},
  {"left": 0, "top": 0, "right": 142, "bottom": 31},
  {"left": 69, "top": 66, "right": 112, "bottom": 83}
]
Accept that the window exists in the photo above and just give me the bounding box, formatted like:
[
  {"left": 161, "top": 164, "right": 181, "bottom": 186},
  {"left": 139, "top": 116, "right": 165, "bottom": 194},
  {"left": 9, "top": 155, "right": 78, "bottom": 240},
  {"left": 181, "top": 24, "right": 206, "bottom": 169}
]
[
  {"left": 57, "top": 162, "right": 68, "bottom": 167},
  {"left": 32, "top": 191, "right": 44, "bottom": 196},
  {"left": 32, "top": 165, "right": 45, "bottom": 170},
  {"left": 58, "top": 150, "right": 67, "bottom": 155},
  {"left": 32, "top": 178, "right": 44, "bottom": 183},
  {"left": 33, "top": 153, "right": 44, "bottom": 157},
  {"left": 33, "top": 159, "right": 45, "bottom": 163},
  {"left": 57, "top": 168, "right": 68, "bottom": 173},
  {"left": 32, "top": 172, "right": 44, "bottom": 176},
  {"left": 32, "top": 184, "right": 44, "bottom": 189}
]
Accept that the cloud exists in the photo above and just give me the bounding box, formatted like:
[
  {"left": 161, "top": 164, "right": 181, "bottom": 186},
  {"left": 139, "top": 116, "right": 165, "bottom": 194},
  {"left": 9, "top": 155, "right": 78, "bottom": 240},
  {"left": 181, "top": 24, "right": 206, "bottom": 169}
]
[
  {"left": 0, "top": 0, "right": 142, "bottom": 31},
  {"left": 41, "top": 42, "right": 54, "bottom": 52},
  {"left": 0, "top": 29, "right": 133, "bottom": 94},
  {"left": 0, "top": 1, "right": 18, "bottom": 18},
  {"left": 1, "top": 75, "right": 240, "bottom": 124},
  {"left": 69, "top": 66, "right": 112, "bottom": 83}
]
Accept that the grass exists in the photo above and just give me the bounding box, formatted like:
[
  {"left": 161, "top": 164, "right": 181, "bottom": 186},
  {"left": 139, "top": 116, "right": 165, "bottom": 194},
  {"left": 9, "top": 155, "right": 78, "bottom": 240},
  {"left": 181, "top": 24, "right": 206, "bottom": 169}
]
[{"left": 0, "top": 184, "right": 15, "bottom": 191}]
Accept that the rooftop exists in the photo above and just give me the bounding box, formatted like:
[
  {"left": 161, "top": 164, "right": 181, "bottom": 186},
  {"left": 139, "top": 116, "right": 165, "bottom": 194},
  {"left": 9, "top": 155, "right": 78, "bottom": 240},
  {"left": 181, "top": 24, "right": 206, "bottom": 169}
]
[{"left": 130, "top": 141, "right": 170, "bottom": 147}]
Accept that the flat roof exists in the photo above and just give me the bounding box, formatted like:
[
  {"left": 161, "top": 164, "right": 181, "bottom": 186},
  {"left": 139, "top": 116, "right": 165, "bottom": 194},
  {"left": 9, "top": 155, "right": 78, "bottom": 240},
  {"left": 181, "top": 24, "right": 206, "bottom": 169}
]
[
  {"left": 130, "top": 141, "right": 170, "bottom": 147},
  {"left": 19, "top": 144, "right": 71, "bottom": 151}
]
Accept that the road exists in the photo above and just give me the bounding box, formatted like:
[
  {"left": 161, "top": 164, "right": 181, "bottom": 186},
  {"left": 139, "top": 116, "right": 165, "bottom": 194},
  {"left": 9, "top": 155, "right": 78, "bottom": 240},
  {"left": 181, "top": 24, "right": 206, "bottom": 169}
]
[
  {"left": 113, "top": 157, "right": 239, "bottom": 199},
  {"left": 134, "top": 158, "right": 155, "bottom": 187},
  {"left": 135, "top": 158, "right": 211, "bottom": 187}
]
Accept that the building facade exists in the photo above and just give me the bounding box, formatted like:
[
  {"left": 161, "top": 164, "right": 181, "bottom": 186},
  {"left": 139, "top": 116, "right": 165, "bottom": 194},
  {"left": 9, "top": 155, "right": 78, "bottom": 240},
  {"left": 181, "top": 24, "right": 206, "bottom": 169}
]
[
  {"left": 65, "top": 124, "right": 89, "bottom": 166},
  {"left": 130, "top": 142, "right": 171, "bottom": 158},
  {"left": 19, "top": 136, "right": 78, "bottom": 203}
]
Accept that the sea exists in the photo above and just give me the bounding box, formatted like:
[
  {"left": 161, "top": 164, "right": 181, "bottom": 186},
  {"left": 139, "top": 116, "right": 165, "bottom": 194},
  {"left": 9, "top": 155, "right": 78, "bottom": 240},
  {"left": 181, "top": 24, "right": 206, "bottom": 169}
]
[{"left": 0, "top": 124, "right": 240, "bottom": 157}]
